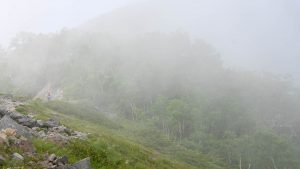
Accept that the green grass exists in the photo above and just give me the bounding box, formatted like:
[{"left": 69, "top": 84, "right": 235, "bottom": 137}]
[
  {"left": 33, "top": 136, "right": 192, "bottom": 169},
  {"left": 45, "top": 100, "right": 121, "bottom": 129},
  {"left": 16, "top": 100, "right": 194, "bottom": 169},
  {"left": 15, "top": 100, "right": 228, "bottom": 169}
]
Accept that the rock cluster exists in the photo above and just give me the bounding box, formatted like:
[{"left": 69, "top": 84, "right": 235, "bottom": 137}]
[
  {"left": 0, "top": 128, "right": 33, "bottom": 164},
  {"left": 41, "top": 153, "right": 69, "bottom": 168},
  {"left": 0, "top": 127, "right": 91, "bottom": 168},
  {"left": 40, "top": 153, "right": 91, "bottom": 169},
  {"left": 1, "top": 107, "right": 87, "bottom": 144},
  {"left": 0, "top": 95, "right": 91, "bottom": 168},
  {"left": 0, "top": 115, "right": 32, "bottom": 138}
]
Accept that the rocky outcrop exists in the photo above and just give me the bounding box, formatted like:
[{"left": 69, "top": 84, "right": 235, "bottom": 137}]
[
  {"left": 0, "top": 115, "right": 32, "bottom": 138},
  {"left": 42, "top": 153, "right": 69, "bottom": 168},
  {"left": 0, "top": 127, "right": 92, "bottom": 168},
  {"left": 0, "top": 95, "right": 24, "bottom": 113},
  {"left": 0, "top": 95, "right": 92, "bottom": 168},
  {"left": 0, "top": 111, "right": 87, "bottom": 143},
  {"left": 40, "top": 154, "right": 91, "bottom": 169}
]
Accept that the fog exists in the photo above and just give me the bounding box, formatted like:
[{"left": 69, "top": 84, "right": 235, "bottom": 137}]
[
  {"left": 1, "top": 1, "right": 300, "bottom": 168},
  {"left": 1, "top": 0, "right": 299, "bottom": 79}
]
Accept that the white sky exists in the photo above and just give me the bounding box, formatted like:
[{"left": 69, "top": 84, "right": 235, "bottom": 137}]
[
  {"left": 0, "top": 0, "right": 144, "bottom": 45},
  {"left": 0, "top": 0, "right": 299, "bottom": 80}
]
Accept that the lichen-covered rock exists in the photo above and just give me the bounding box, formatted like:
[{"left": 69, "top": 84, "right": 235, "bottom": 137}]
[{"left": 2, "top": 128, "right": 17, "bottom": 137}]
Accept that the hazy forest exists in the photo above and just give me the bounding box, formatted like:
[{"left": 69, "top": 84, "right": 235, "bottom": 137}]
[{"left": 0, "top": 1, "right": 299, "bottom": 169}]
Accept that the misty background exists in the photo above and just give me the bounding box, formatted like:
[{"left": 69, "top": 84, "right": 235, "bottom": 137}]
[
  {"left": 1, "top": 1, "right": 300, "bottom": 168},
  {"left": 0, "top": 0, "right": 299, "bottom": 80}
]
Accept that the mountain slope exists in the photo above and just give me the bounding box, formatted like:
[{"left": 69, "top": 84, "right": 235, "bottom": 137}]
[{"left": 14, "top": 98, "right": 228, "bottom": 169}]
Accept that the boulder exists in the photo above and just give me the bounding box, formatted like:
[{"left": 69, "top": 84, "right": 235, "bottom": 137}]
[
  {"left": 37, "top": 120, "right": 44, "bottom": 127},
  {"left": 17, "top": 117, "right": 37, "bottom": 128},
  {"left": 37, "top": 130, "right": 47, "bottom": 138},
  {"left": 70, "top": 157, "right": 92, "bottom": 169},
  {"left": 0, "top": 115, "right": 32, "bottom": 138},
  {"left": 12, "top": 153, "right": 24, "bottom": 161},
  {"left": 57, "top": 156, "right": 68, "bottom": 166},
  {"left": 0, "top": 108, "right": 7, "bottom": 117},
  {"left": 9, "top": 112, "right": 25, "bottom": 120},
  {"left": 52, "top": 126, "right": 68, "bottom": 133},
  {"left": 43, "top": 119, "right": 59, "bottom": 128},
  {"left": 48, "top": 153, "right": 57, "bottom": 162}
]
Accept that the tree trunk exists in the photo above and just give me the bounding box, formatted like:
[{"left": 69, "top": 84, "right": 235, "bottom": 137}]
[
  {"left": 239, "top": 155, "right": 242, "bottom": 169},
  {"left": 129, "top": 103, "right": 135, "bottom": 121},
  {"left": 270, "top": 157, "right": 278, "bottom": 169},
  {"left": 247, "top": 163, "right": 251, "bottom": 169}
]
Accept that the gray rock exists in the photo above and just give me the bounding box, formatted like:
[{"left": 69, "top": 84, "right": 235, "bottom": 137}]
[
  {"left": 47, "top": 132, "right": 69, "bottom": 143},
  {"left": 17, "top": 117, "right": 37, "bottom": 128},
  {"left": 12, "top": 153, "right": 24, "bottom": 161},
  {"left": 27, "top": 113, "right": 35, "bottom": 118},
  {"left": 9, "top": 112, "right": 25, "bottom": 120},
  {"left": 56, "top": 156, "right": 68, "bottom": 165},
  {"left": 70, "top": 157, "right": 92, "bottom": 169},
  {"left": 52, "top": 126, "right": 67, "bottom": 133},
  {"left": 0, "top": 108, "right": 7, "bottom": 116},
  {"left": 64, "top": 128, "right": 72, "bottom": 136},
  {"left": 0, "top": 115, "right": 32, "bottom": 138},
  {"left": 32, "top": 127, "right": 39, "bottom": 131},
  {"left": 37, "top": 130, "right": 47, "bottom": 138},
  {"left": 37, "top": 120, "right": 44, "bottom": 127},
  {"left": 48, "top": 154, "right": 57, "bottom": 162},
  {"left": 43, "top": 119, "right": 59, "bottom": 128},
  {"left": 71, "top": 131, "right": 88, "bottom": 140}
]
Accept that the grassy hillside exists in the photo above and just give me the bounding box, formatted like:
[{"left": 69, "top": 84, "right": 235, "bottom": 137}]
[{"left": 16, "top": 100, "right": 228, "bottom": 169}]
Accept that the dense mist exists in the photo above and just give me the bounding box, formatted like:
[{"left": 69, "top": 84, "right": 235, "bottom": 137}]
[
  {"left": 1, "top": 0, "right": 300, "bottom": 79},
  {"left": 0, "top": 1, "right": 300, "bottom": 169}
]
